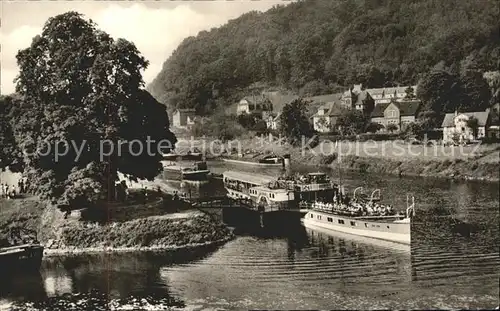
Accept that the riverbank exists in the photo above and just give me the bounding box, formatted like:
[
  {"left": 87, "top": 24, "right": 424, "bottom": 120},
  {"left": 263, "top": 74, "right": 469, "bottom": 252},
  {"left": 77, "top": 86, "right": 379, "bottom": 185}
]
[
  {"left": 194, "top": 137, "right": 500, "bottom": 182},
  {"left": 0, "top": 197, "right": 234, "bottom": 256}
]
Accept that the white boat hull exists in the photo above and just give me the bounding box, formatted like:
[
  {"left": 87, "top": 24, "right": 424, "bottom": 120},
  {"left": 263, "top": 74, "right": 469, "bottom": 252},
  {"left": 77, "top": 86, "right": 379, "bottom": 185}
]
[
  {"left": 303, "top": 210, "right": 410, "bottom": 245},
  {"left": 302, "top": 220, "right": 411, "bottom": 253}
]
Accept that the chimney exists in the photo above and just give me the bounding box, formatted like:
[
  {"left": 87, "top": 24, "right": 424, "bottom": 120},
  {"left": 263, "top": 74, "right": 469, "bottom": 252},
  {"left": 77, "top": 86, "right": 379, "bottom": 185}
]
[{"left": 455, "top": 110, "right": 458, "bottom": 117}]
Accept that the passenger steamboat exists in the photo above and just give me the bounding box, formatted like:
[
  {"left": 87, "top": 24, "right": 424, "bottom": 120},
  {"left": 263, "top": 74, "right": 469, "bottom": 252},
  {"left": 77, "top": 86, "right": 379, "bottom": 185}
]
[
  {"left": 302, "top": 191, "right": 414, "bottom": 245},
  {"left": 222, "top": 170, "right": 298, "bottom": 228},
  {"left": 222, "top": 170, "right": 295, "bottom": 212},
  {"left": 278, "top": 172, "right": 337, "bottom": 204}
]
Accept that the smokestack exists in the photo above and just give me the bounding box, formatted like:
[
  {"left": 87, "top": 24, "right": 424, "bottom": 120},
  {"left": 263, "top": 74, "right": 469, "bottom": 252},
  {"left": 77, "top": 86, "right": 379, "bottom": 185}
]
[{"left": 283, "top": 154, "right": 291, "bottom": 169}]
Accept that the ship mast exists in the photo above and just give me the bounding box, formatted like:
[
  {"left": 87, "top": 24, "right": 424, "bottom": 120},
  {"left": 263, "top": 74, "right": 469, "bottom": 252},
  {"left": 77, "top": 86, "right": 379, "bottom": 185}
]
[{"left": 336, "top": 140, "right": 343, "bottom": 200}]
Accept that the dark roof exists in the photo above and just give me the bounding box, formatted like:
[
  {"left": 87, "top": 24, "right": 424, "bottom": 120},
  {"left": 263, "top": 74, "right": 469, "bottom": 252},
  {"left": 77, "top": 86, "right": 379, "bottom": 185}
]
[
  {"left": 241, "top": 95, "right": 270, "bottom": 105},
  {"left": 395, "top": 100, "right": 421, "bottom": 116},
  {"left": 441, "top": 111, "right": 490, "bottom": 127},
  {"left": 311, "top": 102, "right": 345, "bottom": 118},
  {"left": 370, "top": 103, "right": 390, "bottom": 118},
  {"left": 353, "top": 90, "right": 372, "bottom": 106},
  {"left": 370, "top": 100, "right": 420, "bottom": 118}
]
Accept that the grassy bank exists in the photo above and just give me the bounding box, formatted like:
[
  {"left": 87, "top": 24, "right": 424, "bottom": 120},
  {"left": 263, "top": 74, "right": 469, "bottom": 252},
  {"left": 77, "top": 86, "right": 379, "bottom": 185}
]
[
  {"left": 0, "top": 197, "right": 234, "bottom": 255},
  {"left": 54, "top": 211, "right": 233, "bottom": 254},
  {"left": 210, "top": 137, "right": 500, "bottom": 182}
]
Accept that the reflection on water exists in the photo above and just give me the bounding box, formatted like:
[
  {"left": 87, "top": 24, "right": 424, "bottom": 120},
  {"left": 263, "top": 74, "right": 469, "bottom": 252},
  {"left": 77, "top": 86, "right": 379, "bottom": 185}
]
[{"left": 1, "top": 165, "right": 498, "bottom": 310}]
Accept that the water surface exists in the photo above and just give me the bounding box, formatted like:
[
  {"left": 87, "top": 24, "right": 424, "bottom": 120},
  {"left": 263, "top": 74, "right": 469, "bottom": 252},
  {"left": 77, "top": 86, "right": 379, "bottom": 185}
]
[{"left": 1, "top": 164, "right": 498, "bottom": 310}]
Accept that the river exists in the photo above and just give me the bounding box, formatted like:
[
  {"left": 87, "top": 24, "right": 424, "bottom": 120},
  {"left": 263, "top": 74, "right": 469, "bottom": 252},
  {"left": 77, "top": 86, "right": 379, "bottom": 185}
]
[{"left": 1, "top": 162, "right": 498, "bottom": 310}]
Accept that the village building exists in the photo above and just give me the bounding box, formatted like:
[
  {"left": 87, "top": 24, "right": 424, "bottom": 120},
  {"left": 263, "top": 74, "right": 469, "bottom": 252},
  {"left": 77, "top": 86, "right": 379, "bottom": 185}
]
[
  {"left": 311, "top": 102, "right": 345, "bottom": 133},
  {"left": 370, "top": 100, "right": 421, "bottom": 131},
  {"left": 366, "top": 85, "right": 418, "bottom": 105},
  {"left": 172, "top": 108, "right": 196, "bottom": 128},
  {"left": 265, "top": 112, "right": 282, "bottom": 130},
  {"left": 441, "top": 109, "right": 499, "bottom": 143},
  {"left": 236, "top": 95, "right": 273, "bottom": 116},
  {"left": 340, "top": 84, "right": 375, "bottom": 115}
]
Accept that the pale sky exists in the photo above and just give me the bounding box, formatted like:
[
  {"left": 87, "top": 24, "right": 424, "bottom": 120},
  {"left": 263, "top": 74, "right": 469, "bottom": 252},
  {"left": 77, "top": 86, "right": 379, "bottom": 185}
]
[{"left": 0, "top": 1, "right": 288, "bottom": 95}]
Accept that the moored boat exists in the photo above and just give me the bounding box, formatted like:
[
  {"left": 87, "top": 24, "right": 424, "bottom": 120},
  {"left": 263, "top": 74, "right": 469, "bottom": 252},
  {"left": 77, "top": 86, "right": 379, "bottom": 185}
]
[
  {"left": 162, "top": 161, "right": 210, "bottom": 181},
  {"left": 278, "top": 172, "right": 337, "bottom": 204},
  {"left": 162, "top": 149, "right": 204, "bottom": 161},
  {"left": 0, "top": 228, "right": 44, "bottom": 274},
  {"left": 222, "top": 170, "right": 298, "bottom": 228},
  {"left": 222, "top": 158, "right": 284, "bottom": 167},
  {"left": 0, "top": 244, "right": 44, "bottom": 273},
  {"left": 258, "top": 154, "right": 284, "bottom": 165},
  {"left": 222, "top": 170, "right": 294, "bottom": 211}
]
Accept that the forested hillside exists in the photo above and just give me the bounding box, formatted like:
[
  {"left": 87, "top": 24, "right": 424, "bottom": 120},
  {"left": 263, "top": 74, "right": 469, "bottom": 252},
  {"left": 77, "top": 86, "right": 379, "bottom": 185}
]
[{"left": 148, "top": 0, "right": 500, "bottom": 114}]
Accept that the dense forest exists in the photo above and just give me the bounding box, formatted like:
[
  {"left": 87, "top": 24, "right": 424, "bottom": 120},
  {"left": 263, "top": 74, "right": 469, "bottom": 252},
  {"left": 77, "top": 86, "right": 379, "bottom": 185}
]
[{"left": 148, "top": 0, "right": 500, "bottom": 115}]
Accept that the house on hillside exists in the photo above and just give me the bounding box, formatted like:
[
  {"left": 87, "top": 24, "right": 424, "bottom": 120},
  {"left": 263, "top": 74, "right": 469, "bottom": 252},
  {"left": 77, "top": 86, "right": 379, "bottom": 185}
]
[
  {"left": 441, "top": 109, "right": 499, "bottom": 143},
  {"left": 265, "top": 112, "right": 282, "bottom": 130},
  {"left": 366, "top": 85, "right": 418, "bottom": 105},
  {"left": 340, "top": 84, "right": 375, "bottom": 115},
  {"left": 236, "top": 95, "right": 273, "bottom": 116},
  {"left": 303, "top": 93, "right": 343, "bottom": 117},
  {"left": 370, "top": 100, "right": 421, "bottom": 131},
  {"left": 172, "top": 108, "right": 196, "bottom": 128},
  {"left": 311, "top": 102, "right": 344, "bottom": 133}
]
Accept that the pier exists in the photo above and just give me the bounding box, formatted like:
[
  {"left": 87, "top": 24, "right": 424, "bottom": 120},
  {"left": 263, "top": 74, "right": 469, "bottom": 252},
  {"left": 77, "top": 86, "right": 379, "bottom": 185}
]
[{"left": 164, "top": 195, "right": 306, "bottom": 229}]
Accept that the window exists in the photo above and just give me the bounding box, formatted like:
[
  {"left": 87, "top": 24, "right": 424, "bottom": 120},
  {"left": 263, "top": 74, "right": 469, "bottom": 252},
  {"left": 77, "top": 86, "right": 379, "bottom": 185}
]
[
  {"left": 350, "top": 221, "right": 356, "bottom": 226},
  {"left": 387, "top": 226, "right": 390, "bottom": 229},
  {"left": 365, "top": 223, "right": 368, "bottom": 227},
  {"left": 387, "top": 110, "right": 397, "bottom": 118},
  {"left": 327, "top": 217, "right": 333, "bottom": 222},
  {"left": 338, "top": 219, "right": 344, "bottom": 224},
  {"left": 462, "top": 127, "right": 465, "bottom": 132},
  {"left": 310, "top": 214, "right": 313, "bottom": 218}
]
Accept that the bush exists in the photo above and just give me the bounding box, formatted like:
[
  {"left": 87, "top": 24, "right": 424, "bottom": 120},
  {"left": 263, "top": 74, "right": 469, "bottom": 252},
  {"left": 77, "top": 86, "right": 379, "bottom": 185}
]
[
  {"left": 320, "top": 153, "right": 338, "bottom": 165},
  {"left": 365, "top": 122, "right": 384, "bottom": 133},
  {"left": 191, "top": 113, "right": 247, "bottom": 141},
  {"left": 60, "top": 213, "right": 233, "bottom": 249}
]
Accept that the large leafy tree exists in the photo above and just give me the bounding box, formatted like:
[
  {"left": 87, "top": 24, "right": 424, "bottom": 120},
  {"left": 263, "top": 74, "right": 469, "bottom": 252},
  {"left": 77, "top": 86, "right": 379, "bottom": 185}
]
[
  {"left": 460, "top": 71, "right": 491, "bottom": 112},
  {"left": 278, "top": 98, "right": 316, "bottom": 146},
  {"left": 337, "top": 109, "right": 369, "bottom": 136},
  {"left": 14, "top": 12, "right": 176, "bottom": 207},
  {"left": 483, "top": 71, "right": 500, "bottom": 106},
  {"left": 418, "top": 69, "right": 492, "bottom": 117},
  {"left": 0, "top": 95, "right": 24, "bottom": 172},
  {"left": 417, "top": 70, "right": 463, "bottom": 114}
]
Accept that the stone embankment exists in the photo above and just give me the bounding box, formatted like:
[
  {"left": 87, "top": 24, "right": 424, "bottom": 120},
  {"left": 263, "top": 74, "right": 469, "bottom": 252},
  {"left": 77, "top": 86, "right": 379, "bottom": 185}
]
[{"left": 209, "top": 137, "right": 500, "bottom": 182}]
